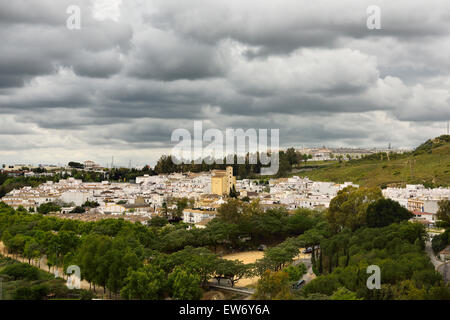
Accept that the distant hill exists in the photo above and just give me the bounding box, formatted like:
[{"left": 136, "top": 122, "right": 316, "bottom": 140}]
[{"left": 296, "top": 135, "right": 450, "bottom": 188}]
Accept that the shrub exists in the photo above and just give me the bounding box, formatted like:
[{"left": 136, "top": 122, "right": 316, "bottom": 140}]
[
  {"left": 0, "top": 263, "right": 40, "bottom": 281},
  {"left": 13, "top": 284, "right": 50, "bottom": 300}
]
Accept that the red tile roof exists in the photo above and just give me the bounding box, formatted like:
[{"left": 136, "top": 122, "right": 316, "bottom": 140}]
[{"left": 412, "top": 211, "right": 433, "bottom": 215}]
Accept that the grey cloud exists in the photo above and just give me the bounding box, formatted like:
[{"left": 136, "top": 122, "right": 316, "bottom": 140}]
[
  {"left": 0, "top": 0, "right": 449, "bottom": 164},
  {"left": 148, "top": 0, "right": 450, "bottom": 55},
  {"left": 0, "top": 1, "right": 132, "bottom": 87},
  {"left": 125, "top": 28, "right": 228, "bottom": 81}
]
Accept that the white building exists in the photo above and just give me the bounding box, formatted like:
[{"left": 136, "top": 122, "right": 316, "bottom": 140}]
[{"left": 183, "top": 209, "right": 216, "bottom": 224}]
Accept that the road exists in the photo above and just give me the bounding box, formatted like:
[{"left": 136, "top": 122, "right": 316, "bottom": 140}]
[
  {"left": 425, "top": 241, "right": 449, "bottom": 283},
  {"left": 208, "top": 283, "right": 255, "bottom": 295},
  {"left": 294, "top": 256, "right": 316, "bottom": 285}
]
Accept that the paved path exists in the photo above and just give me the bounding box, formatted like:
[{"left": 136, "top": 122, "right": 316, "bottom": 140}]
[
  {"left": 425, "top": 241, "right": 441, "bottom": 268},
  {"left": 208, "top": 283, "right": 255, "bottom": 295},
  {"left": 436, "top": 262, "right": 450, "bottom": 283},
  {"left": 425, "top": 241, "right": 449, "bottom": 283},
  {"left": 294, "top": 257, "right": 316, "bottom": 285}
]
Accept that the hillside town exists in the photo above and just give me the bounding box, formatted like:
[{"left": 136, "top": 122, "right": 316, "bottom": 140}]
[{"left": 2, "top": 165, "right": 448, "bottom": 229}]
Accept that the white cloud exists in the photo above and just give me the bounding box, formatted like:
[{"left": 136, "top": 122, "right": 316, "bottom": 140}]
[{"left": 92, "top": 0, "right": 122, "bottom": 22}]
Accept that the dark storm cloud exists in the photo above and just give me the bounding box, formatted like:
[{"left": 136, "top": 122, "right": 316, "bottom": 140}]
[
  {"left": 148, "top": 0, "right": 450, "bottom": 55},
  {"left": 0, "top": 1, "right": 132, "bottom": 87},
  {"left": 0, "top": 0, "right": 449, "bottom": 164},
  {"left": 125, "top": 28, "right": 228, "bottom": 81}
]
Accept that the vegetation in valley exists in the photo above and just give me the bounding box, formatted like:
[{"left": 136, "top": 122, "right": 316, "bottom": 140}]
[
  {"left": 0, "top": 185, "right": 449, "bottom": 300},
  {"left": 0, "top": 200, "right": 320, "bottom": 299},
  {"left": 253, "top": 187, "right": 450, "bottom": 300},
  {"left": 0, "top": 255, "right": 93, "bottom": 300}
]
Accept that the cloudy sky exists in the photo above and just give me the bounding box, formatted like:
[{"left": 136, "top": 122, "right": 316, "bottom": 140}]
[{"left": 1, "top": 0, "right": 449, "bottom": 167}]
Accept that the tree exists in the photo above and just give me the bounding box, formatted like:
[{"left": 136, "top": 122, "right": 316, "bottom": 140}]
[
  {"left": 285, "top": 148, "right": 298, "bottom": 166},
  {"left": 217, "top": 199, "right": 244, "bottom": 224},
  {"left": 168, "top": 266, "right": 202, "bottom": 300},
  {"left": 205, "top": 219, "right": 239, "bottom": 252},
  {"left": 277, "top": 153, "right": 292, "bottom": 177},
  {"left": 24, "top": 239, "right": 41, "bottom": 265},
  {"left": 326, "top": 186, "right": 382, "bottom": 232},
  {"left": 436, "top": 200, "right": 450, "bottom": 228},
  {"left": 284, "top": 263, "right": 307, "bottom": 282},
  {"left": 432, "top": 230, "right": 449, "bottom": 254},
  {"left": 229, "top": 185, "right": 238, "bottom": 198},
  {"left": 148, "top": 216, "right": 169, "bottom": 228},
  {"left": 76, "top": 234, "right": 110, "bottom": 290},
  {"left": 37, "top": 202, "right": 61, "bottom": 214},
  {"left": 366, "top": 198, "right": 413, "bottom": 228},
  {"left": 121, "top": 265, "right": 166, "bottom": 300},
  {"left": 254, "top": 238, "right": 301, "bottom": 275},
  {"left": 330, "top": 287, "right": 361, "bottom": 300},
  {"left": 0, "top": 263, "right": 40, "bottom": 281},
  {"left": 106, "top": 240, "right": 142, "bottom": 296},
  {"left": 254, "top": 270, "right": 292, "bottom": 300},
  {"left": 70, "top": 206, "right": 85, "bottom": 214},
  {"left": 214, "top": 259, "right": 249, "bottom": 287},
  {"left": 162, "top": 202, "right": 169, "bottom": 218},
  {"left": 82, "top": 200, "right": 100, "bottom": 208},
  {"left": 14, "top": 284, "right": 50, "bottom": 300},
  {"left": 154, "top": 155, "right": 176, "bottom": 174},
  {"left": 68, "top": 162, "right": 84, "bottom": 169},
  {"left": 174, "top": 198, "right": 188, "bottom": 219},
  {"left": 169, "top": 246, "right": 219, "bottom": 286}
]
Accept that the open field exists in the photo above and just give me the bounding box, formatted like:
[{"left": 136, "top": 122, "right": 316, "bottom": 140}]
[
  {"left": 222, "top": 251, "right": 264, "bottom": 287},
  {"left": 221, "top": 249, "right": 310, "bottom": 287}
]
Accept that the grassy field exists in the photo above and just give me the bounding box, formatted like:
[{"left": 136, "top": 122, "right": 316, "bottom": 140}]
[{"left": 293, "top": 136, "right": 450, "bottom": 188}]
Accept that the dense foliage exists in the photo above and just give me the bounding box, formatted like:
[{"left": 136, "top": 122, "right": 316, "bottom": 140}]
[
  {"left": 302, "top": 222, "right": 446, "bottom": 299},
  {"left": 0, "top": 200, "right": 320, "bottom": 299},
  {"left": 366, "top": 198, "right": 413, "bottom": 228},
  {"left": 1, "top": 186, "right": 449, "bottom": 300},
  {"left": 0, "top": 255, "right": 93, "bottom": 300}
]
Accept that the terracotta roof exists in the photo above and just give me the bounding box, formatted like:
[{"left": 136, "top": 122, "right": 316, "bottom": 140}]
[{"left": 412, "top": 211, "right": 433, "bottom": 215}]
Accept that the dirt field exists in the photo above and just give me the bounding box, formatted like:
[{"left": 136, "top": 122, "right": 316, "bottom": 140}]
[
  {"left": 221, "top": 251, "right": 264, "bottom": 287},
  {"left": 221, "top": 248, "right": 310, "bottom": 287},
  {"left": 222, "top": 251, "right": 265, "bottom": 264}
]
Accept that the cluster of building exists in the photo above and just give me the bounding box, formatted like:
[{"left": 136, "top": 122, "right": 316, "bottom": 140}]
[
  {"left": 0, "top": 160, "right": 106, "bottom": 178},
  {"left": 238, "top": 176, "right": 359, "bottom": 211},
  {"left": 383, "top": 185, "right": 450, "bottom": 226},
  {"left": 295, "top": 146, "right": 408, "bottom": 161},
  {"left": 2, "top": 164, "right": 449, "bottom": 229}
]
